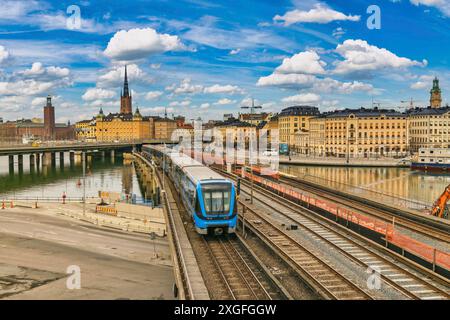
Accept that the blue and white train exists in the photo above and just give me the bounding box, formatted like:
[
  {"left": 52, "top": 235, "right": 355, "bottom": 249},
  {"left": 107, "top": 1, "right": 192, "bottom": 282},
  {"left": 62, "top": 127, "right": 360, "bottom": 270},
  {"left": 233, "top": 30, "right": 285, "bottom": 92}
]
[{"left": 142, "top": 145, "right": 237, "bottom": 235}]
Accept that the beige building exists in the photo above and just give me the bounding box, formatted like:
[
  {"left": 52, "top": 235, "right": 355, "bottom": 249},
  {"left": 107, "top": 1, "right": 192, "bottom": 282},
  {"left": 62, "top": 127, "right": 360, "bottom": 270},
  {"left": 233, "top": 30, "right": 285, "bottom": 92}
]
[
  {"left": 278, "top": 106, "right": 320, "bottom": 149},
  {"left": 154, "top": 118, "right": 177, "bottom": 140},
  {"left": 299, "top": 108, "right": 409, "bottom": 158},
  {"left": 408, "top": 107, "right": 450, "bottom": 152}
]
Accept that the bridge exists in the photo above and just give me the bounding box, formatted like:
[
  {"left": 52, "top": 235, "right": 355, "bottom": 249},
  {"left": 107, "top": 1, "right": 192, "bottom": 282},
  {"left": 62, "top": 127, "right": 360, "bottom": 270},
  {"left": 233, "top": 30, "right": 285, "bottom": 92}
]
[{"left": 0, "top": 139, "right": 172, "bottom": 173}]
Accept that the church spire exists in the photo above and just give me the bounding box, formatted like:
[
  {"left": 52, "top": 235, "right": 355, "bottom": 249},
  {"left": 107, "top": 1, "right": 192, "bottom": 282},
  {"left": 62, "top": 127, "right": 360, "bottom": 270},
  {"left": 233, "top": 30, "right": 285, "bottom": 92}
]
[{"left": 123, "top": 65, "right": 129, "bottom": 97}]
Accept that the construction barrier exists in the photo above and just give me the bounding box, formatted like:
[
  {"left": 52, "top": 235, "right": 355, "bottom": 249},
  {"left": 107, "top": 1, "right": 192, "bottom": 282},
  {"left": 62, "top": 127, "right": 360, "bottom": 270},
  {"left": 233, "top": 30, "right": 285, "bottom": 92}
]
[
  {"left": 95, "top": 205, "right": 118, "bottom": 216},
  {"left": 239, "top": 169, "right": 449, "bottom": 271}
]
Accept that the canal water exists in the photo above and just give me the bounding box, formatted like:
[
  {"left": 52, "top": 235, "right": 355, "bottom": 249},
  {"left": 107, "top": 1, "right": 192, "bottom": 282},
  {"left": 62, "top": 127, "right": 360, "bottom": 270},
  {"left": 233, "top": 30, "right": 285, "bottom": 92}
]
[
  {"left": 0, "top": 153, "right": 144, "bottom": 200},
  {"left": 280, "top": 165, "right": 450, "bottom": 209}
]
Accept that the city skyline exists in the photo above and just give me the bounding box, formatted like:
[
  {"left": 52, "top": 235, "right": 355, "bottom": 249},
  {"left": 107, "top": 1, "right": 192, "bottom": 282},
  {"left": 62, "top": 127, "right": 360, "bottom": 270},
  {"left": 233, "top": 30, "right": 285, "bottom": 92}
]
[{"left": 0, "top": 0, "right": 449, "bottom": 123}]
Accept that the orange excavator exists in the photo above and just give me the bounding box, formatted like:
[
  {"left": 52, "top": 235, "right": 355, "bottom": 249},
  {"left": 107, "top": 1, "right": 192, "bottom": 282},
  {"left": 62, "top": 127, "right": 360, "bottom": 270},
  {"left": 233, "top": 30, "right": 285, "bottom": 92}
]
[{"left": 430, "top": 184, "right": 450, "bottom": 219}]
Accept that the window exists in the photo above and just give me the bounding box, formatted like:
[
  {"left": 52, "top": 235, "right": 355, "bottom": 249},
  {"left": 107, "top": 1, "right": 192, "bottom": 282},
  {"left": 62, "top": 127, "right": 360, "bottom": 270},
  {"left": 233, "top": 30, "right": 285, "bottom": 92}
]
[{"left": 202, "top": 183, "right": 231, "bottom": 215}]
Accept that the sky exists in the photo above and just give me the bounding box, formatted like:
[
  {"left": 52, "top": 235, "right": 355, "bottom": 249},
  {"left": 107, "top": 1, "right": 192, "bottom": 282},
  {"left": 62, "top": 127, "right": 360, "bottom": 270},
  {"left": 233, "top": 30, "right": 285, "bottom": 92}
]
[{"left": 0, "top": 0, "right": 449, "bottom": 122}]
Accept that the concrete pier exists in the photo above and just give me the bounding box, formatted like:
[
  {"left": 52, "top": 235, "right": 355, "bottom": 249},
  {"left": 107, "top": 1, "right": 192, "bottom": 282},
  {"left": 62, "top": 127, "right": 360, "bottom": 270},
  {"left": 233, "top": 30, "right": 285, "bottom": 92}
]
[
  {"left": 59, "top": 152, "right": 64, "bottom": 169},
  {"left": 8, "top": 155, "right": 14, "bottom": 174},
  {"left": 69, "top": 151, "right": 75, "bottom": 167},
  {"left": 35, "top": 153, "right": 41, "bottom": 169},
  {"left": 51, "top": 152, "right": 56, "bottom": 167},
  {"left": 18, "top": 154, "right": 24, "bottom": 173}
]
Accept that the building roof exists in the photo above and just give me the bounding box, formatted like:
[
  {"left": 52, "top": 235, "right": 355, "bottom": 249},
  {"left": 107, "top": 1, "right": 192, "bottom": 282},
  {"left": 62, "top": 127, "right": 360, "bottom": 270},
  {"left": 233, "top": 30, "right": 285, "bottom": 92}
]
[
  {"left": 407, "top": 106, "right": 450, "bottom": 116},
  {"left": 216, "top": 119, "right": 256, "bottom": 128},
  {"left": 279, "top": 106, "right": 320, "bottom": 117},
  {"left": 320, "top": 107, "right": 405, "bottom": 118}
]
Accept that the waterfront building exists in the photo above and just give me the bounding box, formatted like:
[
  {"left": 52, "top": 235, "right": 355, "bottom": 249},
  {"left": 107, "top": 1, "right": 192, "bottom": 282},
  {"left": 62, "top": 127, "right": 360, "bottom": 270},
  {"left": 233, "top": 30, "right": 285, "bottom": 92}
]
[
  {"left": 0, "top": 95, "right": 74, "bottom": 143},
  {"left": 408, "top": 106, "right": 450, "bottom": 152},
  {"left": 74, "top": 118, "right": 96, "bottom": 142},
  {"left": 215, "top": 118, "right": 257, "bottom": 145},
  {"left": 95, "top": 108, "right": 154, "bottom": 142},
  {"left": 278, "top": 106, "right": 320, "bottom": 149},
  {"left": 300, "top": 108, "right": 408, "bottom": 158},
  {"left": 154, "top": 117, "right": 177, "bottom": 140},
  {"left": 259, "top": 114, "right": 279, "bottom": 145}
]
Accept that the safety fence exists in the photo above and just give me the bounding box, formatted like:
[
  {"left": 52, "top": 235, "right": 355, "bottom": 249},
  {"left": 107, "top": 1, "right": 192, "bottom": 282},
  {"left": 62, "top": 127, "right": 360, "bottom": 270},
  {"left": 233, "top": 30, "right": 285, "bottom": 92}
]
[{"left": 239, "top": 169, "right": 449, "bottom": 272}]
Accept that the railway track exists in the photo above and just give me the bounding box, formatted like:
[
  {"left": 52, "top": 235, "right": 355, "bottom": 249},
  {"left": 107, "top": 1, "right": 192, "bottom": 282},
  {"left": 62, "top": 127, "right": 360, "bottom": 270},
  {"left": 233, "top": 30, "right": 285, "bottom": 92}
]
[
  {"left": 217, "top": 169, "right": 450, "bottom": 300},
  {"left": 159, "top": 165, "right": 287, "bottom": 300},
  {"left": 203, "top": 235, "right": 284, "bottom": 300},
  {"left": 239, "top": 204, "right": 374, "bottom": 299},
  {"left": 280, "top": 175, "right": 450, "bottom": 243}
]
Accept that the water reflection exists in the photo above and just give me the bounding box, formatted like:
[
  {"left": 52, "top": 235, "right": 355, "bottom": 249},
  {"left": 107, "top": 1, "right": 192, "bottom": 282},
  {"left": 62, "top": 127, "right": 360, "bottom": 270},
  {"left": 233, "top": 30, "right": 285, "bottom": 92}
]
[
  {"left": 0, "top": 153, "right": 143, "bottom": 200},
  {"left": 280, "top": 165, "right": 450, "bottom": 207}
]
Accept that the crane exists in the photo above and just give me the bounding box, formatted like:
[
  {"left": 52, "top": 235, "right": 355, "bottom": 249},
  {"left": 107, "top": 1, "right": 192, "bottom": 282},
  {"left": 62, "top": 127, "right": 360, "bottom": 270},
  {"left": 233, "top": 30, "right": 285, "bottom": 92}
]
[
  {"left": 241, "top": 98, "right": 262, "bottom": 114},
  {"left": 400, "top": 98, "right": 420, "bottom": 110},
  {"left": 430, "top": 184, "right": 450, "bottom": 219}
]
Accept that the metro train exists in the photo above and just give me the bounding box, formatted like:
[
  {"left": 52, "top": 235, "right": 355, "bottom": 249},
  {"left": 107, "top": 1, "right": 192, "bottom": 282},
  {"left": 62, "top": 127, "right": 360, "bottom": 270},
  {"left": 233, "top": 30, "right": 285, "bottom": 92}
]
[{"left": 142, "top": 145, "right": 237, "bottom": 235}]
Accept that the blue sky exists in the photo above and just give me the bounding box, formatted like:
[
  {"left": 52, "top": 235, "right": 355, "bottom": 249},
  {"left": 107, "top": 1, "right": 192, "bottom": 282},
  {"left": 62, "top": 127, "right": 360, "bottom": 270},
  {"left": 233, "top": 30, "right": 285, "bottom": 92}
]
[{"left": 0, "top": 0, "right": 448, "bottom": 122}]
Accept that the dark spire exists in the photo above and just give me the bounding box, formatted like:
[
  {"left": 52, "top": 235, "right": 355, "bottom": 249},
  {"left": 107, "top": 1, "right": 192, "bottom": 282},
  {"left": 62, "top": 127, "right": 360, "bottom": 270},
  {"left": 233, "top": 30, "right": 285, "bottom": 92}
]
[{"left": 123, "top": 65, "right": 129, "bottom": 97}]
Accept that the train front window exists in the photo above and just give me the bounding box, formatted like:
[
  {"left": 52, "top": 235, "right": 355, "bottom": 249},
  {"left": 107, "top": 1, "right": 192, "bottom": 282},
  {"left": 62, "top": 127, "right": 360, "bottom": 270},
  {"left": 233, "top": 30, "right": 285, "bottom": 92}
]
[{"left": 202, "top": 183, "right": 231, "bottom": 215}]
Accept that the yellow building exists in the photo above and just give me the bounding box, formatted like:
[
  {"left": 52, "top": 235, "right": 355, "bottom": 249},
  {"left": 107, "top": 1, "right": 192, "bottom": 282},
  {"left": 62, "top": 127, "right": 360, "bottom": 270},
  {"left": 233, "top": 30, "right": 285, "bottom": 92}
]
[
  {"left": 95, "top": 108, "right": 153, "bottom": 142},
  {"left": 408, "top": 107, "right": 450, "bottom": 152},
  {"left": 260, "top": 115, "right": 279, "bottom": 145},
  {"left": 75, "top": 119, "right": 96, "bottom": 141},
  {"left": 154, "top": 118, "right": 177, "bottom": 140},
  {"left": 215, "top": 119, "right": 257, "bottom": 145},
  {"left": 278, "top": 106, "right": 320, "bottom": 149},
  {"left": 301, "top": 108, "right": 409, "bottom": 158}
]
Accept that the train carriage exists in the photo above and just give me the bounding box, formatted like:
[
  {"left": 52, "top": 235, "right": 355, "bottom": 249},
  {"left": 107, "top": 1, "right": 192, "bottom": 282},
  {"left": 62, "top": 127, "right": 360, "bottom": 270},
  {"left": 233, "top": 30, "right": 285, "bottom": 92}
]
[{"left": 142, "top": 145, "right": 237, "bottom": 235}]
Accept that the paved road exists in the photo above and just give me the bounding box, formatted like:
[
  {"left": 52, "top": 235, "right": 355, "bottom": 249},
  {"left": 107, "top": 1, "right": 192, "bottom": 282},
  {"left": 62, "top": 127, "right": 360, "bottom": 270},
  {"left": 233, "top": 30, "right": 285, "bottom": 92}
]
[{"left": 0, "top": 207, "right": 174, "bottom": 300}]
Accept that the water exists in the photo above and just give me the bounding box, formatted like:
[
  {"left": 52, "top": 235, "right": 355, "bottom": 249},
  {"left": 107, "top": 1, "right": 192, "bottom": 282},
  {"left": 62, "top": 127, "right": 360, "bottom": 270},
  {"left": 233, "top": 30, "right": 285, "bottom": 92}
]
[
  {"left": 280, "top": 165, "right": 450, "bottom": 209},
  {"left": 0, "top": 153, "right": 144, "bottom": 200}
]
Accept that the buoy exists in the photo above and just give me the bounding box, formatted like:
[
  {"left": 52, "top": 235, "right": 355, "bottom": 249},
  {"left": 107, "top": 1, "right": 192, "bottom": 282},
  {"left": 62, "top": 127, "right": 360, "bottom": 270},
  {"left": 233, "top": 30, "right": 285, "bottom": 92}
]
[{"left": 1, "top": 200, "right": 5, "bottom": 209}]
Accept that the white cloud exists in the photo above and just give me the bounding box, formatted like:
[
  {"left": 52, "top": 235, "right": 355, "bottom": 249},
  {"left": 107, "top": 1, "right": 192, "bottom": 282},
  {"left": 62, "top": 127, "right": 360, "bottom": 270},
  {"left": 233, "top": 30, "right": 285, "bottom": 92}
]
[
  {"left": 214, "top": 98, "right": 236, "bottom": 105},
  {"left": 0, "top": 79, "right": 57, "bottom": 96},
  {"left": 200, "top": 103, "right": 210, "bottom": 109},
  {"left": 97, "top": 64, "right": 152, "bottom": 88},
  {"left": 145, "top": 90, "right": 164, "bottom": 100},
  {"left": 274, "top": 4, "right": 360, "bottom": 25},
  {"left": 82, "top": 88, "right": 116, "bottom": 101},
  {"left": 410, "top": 75, "right": 435, "bottom": 89},
  {"left": 31, "top": 96, "right": 47, "bottom": 107},
  {"left": 150, "top": 63, "right": 161, "bottom": 69},
  {"left": 410, "top": 0, "right": 450, "bottom": 17},
  {"left": 0, "top": 45, "right": 10, "bottom": 64},
  {"left": 104, "top": 28, "right": 186, "bottom": 61},
  {"left": 257, "top": 73, "right": 316, "bottom": 87},
  {"left": 312, "top": 78, "right": 374, "bottom": 94},
  {"left": 204, "top": 84, "right": 245, "bottom": 94},
  {"left": 282, "top": 93, "right": 321, "bottom": 104},
  {"left": 275, "top": 50, "right": 326, "bottom": 75},
  {"left": 229, "top": 48, "right": 241, "bottom": 55},
  {"left": 169, "top": 78, "right": 204, "bottom": 95},
  {"left": 169, "top": 100, "right": 191, "bottom": 107},
  {"left": 333, "top": 39, "right": 427, "bottom": 75},
  {"left": 20, "top": 62, "right": 70, "bottom": 80}
]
